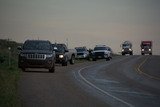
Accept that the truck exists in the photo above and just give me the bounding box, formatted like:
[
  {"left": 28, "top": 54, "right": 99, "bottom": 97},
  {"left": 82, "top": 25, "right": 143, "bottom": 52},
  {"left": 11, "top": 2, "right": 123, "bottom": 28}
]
[
  {"left": 75, "top": 47, "right": 89, "bottom": 59},
  {"left": 121, "top": 41, "right": 133, "bottom": 55},
  {"left": 92, "top": 45, "right": 112, "bottom": 61},
  {"left": 141, "top": 41, "right": 152, "bottom": 55},
  {"left": 18, "top": 40, "right": 56, "bottom": 72},
  {"left": 52, "top": 43, "right": 77, "bottom": 66}
]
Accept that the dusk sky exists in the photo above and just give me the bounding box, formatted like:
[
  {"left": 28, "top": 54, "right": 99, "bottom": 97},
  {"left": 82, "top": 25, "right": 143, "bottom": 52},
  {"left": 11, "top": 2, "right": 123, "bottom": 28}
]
[{"left": 0, "top": 0, "right": 160, "bottom": 55}]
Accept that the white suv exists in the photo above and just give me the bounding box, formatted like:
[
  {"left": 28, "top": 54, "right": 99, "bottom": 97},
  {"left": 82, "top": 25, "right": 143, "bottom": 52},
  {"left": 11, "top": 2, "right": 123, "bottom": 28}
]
[{"left": 92, "top": 45, "right": 112, "bottom": 61}]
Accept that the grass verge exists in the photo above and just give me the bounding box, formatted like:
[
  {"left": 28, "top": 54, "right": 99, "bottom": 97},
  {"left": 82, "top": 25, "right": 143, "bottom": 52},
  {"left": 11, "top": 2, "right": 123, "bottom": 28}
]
[{"left": 0, "top": 56, "right": 21, "bottom": 107}]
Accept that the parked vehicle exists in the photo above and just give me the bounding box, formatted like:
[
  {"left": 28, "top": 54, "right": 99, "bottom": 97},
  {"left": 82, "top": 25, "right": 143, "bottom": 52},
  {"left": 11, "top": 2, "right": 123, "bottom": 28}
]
[
  {"left": 18, "top": 40, "right": 55, "bottom": 72},
  {"left": 141, "top": 41, "right": 152, "bottom": 55},
  {"left": 75, "top": 47, "right": 89, "bottom": 59},
  {"left": 52, "top": 43, "right": 77, "bottom": 66},
  {"left": 92, "top": 45, "right": 112, "bottom": 61},
  {"left": 121, "top": 41, "right": 133, "bottom": 55}
]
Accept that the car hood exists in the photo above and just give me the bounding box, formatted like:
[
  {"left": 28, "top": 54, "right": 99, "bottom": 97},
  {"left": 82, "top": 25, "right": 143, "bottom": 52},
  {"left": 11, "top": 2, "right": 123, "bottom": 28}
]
[
  {"left": 21, "top": 50, "right": 53, "bottom": 54},
  {"left": 93, "top": 50, "right": 107, "bottom": 53},
  {"left": 77, "top": 51, "right": 88, "bottom": 54}
]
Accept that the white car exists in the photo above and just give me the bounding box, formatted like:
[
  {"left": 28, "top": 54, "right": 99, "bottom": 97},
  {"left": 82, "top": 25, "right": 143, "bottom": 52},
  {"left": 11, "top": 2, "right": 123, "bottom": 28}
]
[{"left": 92, "top": 45, "right": 112, "bottom": 61}]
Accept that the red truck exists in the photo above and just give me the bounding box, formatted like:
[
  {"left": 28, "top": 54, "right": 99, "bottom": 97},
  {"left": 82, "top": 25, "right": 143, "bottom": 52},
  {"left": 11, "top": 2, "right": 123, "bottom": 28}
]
[{"left": 141, "top": 41, "right": 152, "bottom": 55}]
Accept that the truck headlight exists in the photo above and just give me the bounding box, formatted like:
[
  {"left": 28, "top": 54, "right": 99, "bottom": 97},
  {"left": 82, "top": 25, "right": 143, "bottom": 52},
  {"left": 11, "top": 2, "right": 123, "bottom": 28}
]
[
  {"left": 149, "top": 49, "right": 151, "bottom": 51},
  {"left": 142, "top": 49, "right": 144, "bottom": 51},
  {"left": 59, "top": 55, "right": 64, "bottom": 58}
]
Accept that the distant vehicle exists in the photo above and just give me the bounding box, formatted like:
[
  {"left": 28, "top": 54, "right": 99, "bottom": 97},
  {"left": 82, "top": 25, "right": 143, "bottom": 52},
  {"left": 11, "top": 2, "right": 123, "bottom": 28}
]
[
  {"left": 141, "top": 41, "right": 152, "bottom": 55},
  {"left": 75, "top": 47, "right": 89, "bottom": 59},
  {"left": 52, "top": 43, "right": 77, "bottom": 66},
  {"left": 92, "top": 45, "right": 112, "bottom": 61},
  {"left": 18, "top": 40, "right": 55, "bottom": 72},
  {"left": 121, "top": 41, "right": 133, "bottom": 55}
]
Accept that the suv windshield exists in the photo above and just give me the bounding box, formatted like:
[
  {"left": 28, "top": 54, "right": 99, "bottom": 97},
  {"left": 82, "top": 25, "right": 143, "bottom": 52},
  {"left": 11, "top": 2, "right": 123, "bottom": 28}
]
[
  {"left": 23, "top": 41, "right": 51, "bottom": 50},
  {"left": 76, "top": 48, "right": 86, "bottom": 52},
  {"left": 122, "top": 44, "right": 129, "bottom": 47},
  {"left": 94, "top": 47, "right": 107, "bottom": 51}
]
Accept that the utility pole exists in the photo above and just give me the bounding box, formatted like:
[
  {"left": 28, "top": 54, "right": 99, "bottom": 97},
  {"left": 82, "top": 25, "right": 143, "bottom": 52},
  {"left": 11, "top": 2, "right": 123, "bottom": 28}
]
[
  {"left": 66, "top": 38, "right": 68, "bottom": 47},
  {"left": 8, "top": 47, "right": 11, "bottom": 67}
]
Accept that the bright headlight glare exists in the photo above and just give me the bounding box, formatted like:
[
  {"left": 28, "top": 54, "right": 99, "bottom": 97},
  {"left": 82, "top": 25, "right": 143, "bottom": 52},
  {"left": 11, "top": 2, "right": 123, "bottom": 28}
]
[
  {"left": 122, "top": 49, "right": 124, "bottom": 52},
  {"left": 142, "top": 49, "right": 144, "bottom": 51},
  {"left": 149, "top": 49, "right": 151, "bottom": 51},
  {"left": 59, "top": 55, "right": 64, "bottom": 58},
  {"left": 129, "top": 49, "right": 132, "bottom": 51}
]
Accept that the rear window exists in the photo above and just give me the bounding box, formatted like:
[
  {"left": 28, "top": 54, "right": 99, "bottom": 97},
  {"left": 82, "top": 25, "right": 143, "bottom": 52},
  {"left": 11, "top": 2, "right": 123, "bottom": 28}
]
[{"left": 23, "top": 41, "right": 51, "bottom": 50}]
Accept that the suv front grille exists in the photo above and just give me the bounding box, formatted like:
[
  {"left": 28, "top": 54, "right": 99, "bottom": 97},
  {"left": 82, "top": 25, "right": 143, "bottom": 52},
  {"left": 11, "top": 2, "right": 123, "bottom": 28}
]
[
  {"left": 95, "top": 52, "right": 104, "bottom": 56},
  {"left": 26, "top": 54, "right": 46, "bottom": 60},
  {"left": 144, "top": 48, "right": 149, "bottom": 51},
  {"left": 124, "top": 48, "right": 129, "bottom": 51},
  {"left": 77, "top": 53, "right": 84, "bottom": 55}
]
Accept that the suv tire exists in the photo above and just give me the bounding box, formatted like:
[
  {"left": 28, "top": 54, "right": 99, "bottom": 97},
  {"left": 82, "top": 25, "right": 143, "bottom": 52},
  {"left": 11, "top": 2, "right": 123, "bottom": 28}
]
[{"left": 70, "top": 55, "right": 75, "bottom": 64}]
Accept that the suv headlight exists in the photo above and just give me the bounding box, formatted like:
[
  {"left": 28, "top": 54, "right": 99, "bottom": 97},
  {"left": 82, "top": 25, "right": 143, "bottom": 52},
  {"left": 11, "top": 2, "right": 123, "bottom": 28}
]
[
  {"left": 59, "top": 55, "right": 64, "bottom": 58},
  {"left": 149, "top": 49, "right": 151, "bottom": 51},
  {"left": 104, "top": 51, "right": 108, "bottom": 54},
  {"left": 122, "top": 49, "right": 124, "bottom": 52},
  {"left": 129, "top": 49, "right": 132, "bottom": 51},
  {"left": 46, "top": 54, "right": 53, "bottom": 58},
  {"left": 142, "top": 49, "right": 144, "bottom": 51},
  {"left": 83, "top": 53, "right": 87, "bottom": 57}
]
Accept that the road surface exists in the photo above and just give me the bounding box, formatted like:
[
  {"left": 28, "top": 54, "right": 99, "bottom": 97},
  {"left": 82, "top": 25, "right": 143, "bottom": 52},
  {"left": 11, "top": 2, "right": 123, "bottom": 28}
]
[{"left": 18, "top": 55, "right": 160, "bottom": 107}]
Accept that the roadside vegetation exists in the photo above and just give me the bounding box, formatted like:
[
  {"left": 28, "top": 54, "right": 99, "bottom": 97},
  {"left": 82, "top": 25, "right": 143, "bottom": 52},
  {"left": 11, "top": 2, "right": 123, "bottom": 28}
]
[{"left": 0, "top": 39, "right": 21, "bottom": 107}]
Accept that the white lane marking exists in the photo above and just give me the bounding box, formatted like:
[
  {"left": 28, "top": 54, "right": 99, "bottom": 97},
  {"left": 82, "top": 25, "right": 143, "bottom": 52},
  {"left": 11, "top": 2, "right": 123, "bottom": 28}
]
[
  {"left": 78, "top": 66, "right": 134, "bottom": 107},
  {"left": 93, "top": 78, "right": 120, "bottom": 84},
  {"left": 106, "top": 90, "right": 154, "bottom": 96},
  {"left": 136, "top": 56, "right": 160, "bottom": 80}
]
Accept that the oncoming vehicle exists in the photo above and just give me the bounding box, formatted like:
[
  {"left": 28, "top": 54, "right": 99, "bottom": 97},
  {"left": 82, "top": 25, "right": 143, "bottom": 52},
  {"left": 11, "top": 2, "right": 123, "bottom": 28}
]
[
  {"left": 52, "top": 43, "right": 77, "bottom": 66},
  {"left": 75, "top": 47, "right": 89, "bottom": 59},
  {"left": 18, "top": 40, "right": 55, "bottom": 72},
  {"left": 92, "top": 45, "right": 112, "bottom": 61},
  {"left": 121, "top": 41, "right": 133, "bottom": 55},
  {"left": 141, "top": 41, "right": 152, "bottom": 55}
]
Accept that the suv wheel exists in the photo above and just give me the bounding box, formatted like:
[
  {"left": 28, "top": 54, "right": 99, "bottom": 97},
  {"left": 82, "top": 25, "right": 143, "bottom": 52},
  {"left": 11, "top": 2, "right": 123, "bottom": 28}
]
[
  {"left": 62, "top": 57, "right": 68, "bottom": 66},
  {"left": 106, "top": 57, "right": 110, "bottom": 61},
  {"left": 49, "top": 67, "right": 55, "bottom": 73},
  {"left": 70, "top": 55, "right": 75, "bottom": 64}
]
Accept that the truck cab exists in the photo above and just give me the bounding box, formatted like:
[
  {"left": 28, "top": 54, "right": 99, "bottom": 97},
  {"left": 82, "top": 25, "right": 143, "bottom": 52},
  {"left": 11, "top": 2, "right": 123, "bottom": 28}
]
[
  {"left": 52, "top": 44, "right": 77, "bottom": 66},
  {"left": 92, "top": 45, "right": 112, "bottom": 61},
  {"left": 121, "top": 41, "right": 133, "bottom": 55},
  {"left": 141, "top": 41, "right": 152, "bottom": 55}
]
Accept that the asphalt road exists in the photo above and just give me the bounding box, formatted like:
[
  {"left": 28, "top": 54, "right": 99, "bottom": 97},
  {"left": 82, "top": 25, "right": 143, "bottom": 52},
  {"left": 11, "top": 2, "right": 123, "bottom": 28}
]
[{"left": 18, "top": 55, "right": 160, "bottom": 107}]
